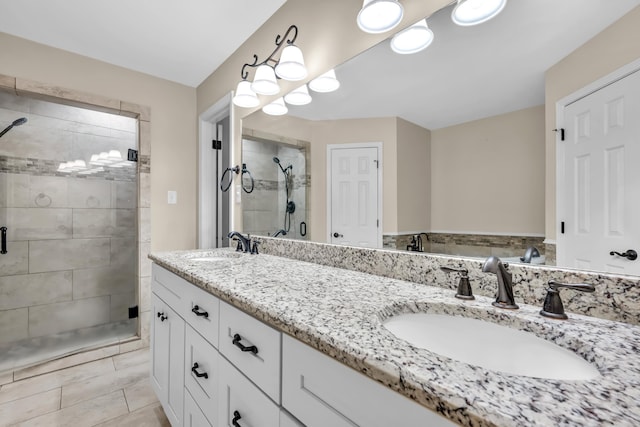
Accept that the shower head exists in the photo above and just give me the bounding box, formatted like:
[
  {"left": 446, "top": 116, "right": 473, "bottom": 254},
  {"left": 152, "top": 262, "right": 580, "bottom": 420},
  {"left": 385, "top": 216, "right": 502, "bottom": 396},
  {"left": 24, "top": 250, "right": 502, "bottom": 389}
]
[
  {"left": 273, "top": 157, "right": 280, "bottom": 164},
  {"left": 0, "top": 117, "right": 28, "bottom": 138}
]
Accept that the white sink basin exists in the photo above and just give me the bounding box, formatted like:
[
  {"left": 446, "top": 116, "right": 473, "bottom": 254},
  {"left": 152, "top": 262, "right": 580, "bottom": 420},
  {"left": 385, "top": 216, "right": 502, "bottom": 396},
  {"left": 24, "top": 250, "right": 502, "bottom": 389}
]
[{"left": 383, "top": 313, "right": 600, "bottom": 380}]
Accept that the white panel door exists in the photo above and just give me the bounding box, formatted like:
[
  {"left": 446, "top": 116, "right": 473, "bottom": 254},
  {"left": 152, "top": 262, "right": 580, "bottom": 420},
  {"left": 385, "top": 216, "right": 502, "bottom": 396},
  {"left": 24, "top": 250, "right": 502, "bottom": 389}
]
[
  {"left": 329, "top": 145, "right": 380, "bottom": 248},
  {"left": 561, "top": 70, "right": 640, "bottom": 275}
]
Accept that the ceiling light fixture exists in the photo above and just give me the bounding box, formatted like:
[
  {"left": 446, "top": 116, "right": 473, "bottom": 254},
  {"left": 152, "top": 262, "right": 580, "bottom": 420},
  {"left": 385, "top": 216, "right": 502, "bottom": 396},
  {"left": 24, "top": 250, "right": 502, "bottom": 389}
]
[
  {"left": 284, "top": 84, "right": 312, "bottom": 106},
  {"left": 233, "top": 25, "right": 308, "bottom": 108},
  {"left": 390, "top": 19, "right": 434, "bottom": 54},
  {"left": 262, "top": 98, "right": 288, "bottom": 116},
  {"left": 451, "top": 0, "right": 507, "bottom": 26},
  {"left": 357, "top": 0, "right": 404, "bottom": 34},
  {"left": 309, "top": 69, "right": 340, "bottom": 93}
]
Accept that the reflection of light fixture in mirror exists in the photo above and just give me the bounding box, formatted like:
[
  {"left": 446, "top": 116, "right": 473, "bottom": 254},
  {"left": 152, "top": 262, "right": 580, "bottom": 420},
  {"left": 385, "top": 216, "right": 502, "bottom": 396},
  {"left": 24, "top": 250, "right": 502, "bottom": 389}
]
[
  {"left": 284, "top": 84, "right": 312, "bottom": 106},
  {"left": 275, "top": 45, "right": 308, "bottom": 81},
  {"left": 309, "top": 69, "right": 340, "bottom": 93},
  {"left": 262, "top": 98, "right": 288, "bottom": 116},
  {"left": 233, "top": 80, "right": 260, "bottom": 108},
  {"left": 357, "top": 0, "right": 404, "bottom": 34},
  {"left": 251, "top": 64, "right": 280, "bottom": 95},
  {"left": 452, "top": 0, "right": 507, "bottom": 26},
  {"left": 391, "top": 19, "right": 434, "bottom": 54}
]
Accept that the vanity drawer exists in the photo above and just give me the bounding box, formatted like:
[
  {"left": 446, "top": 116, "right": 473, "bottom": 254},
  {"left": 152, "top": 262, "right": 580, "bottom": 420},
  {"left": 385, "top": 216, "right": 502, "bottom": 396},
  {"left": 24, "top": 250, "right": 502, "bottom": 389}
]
[
  {"left": 219, "top": 301, "right": 281, "bottom": 403},
  {"left": 184, "top": 325, "right": 219, "bottom": 426},
  {"left": 183, "top": 283, "right": 220, "bottom": 348},
  {"left": 282, "top": 334, "right": 457, "bottom": 427},
  {"left": 218, "top": 356, "right": 280, "bottom": 427},
  {"left": 152, "top": 263, "right": 191, "bottom": 312},
  {"left": 184, "top": 388, "right": 213, "bottom": 427}
]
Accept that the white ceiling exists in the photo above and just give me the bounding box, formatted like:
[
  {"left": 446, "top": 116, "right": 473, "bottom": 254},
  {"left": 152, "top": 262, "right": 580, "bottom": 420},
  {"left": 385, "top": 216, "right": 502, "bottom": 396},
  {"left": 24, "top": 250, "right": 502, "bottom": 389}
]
[
  {"left": 0, "top": 0, "right": 286, "bottom": 87},
  {"left": 287, "top": 0, "right": 640, "bottom": 130}
]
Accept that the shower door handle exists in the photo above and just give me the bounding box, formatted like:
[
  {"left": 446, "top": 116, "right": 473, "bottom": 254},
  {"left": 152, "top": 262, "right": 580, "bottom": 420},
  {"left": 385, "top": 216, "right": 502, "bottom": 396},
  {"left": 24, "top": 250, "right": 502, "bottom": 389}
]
[{"left": 1, "top": 227, "right": 6, "bottom": 254}]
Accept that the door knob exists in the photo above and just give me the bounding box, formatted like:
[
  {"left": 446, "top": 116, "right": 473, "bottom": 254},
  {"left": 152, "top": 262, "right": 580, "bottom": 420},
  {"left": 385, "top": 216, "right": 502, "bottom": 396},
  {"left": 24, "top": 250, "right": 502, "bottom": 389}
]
[
  {"left": 333, "top": 232, "right": 343, "bottom": 238},
  {"left": 609, "top": 249, "right": 638, "bottom": 261}
]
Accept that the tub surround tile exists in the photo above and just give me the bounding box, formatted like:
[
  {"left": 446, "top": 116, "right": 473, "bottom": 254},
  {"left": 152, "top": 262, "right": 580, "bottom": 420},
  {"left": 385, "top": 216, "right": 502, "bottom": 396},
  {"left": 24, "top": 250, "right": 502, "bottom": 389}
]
[
  {"left": 150, "top": 244, "right": 640, "bottom": 427},
  {"left": 110, "top": 292, "right": 135, "bottom": 322},
  {"left": 68, "top": 179, "right": 112, "bottom": 209},
  {"left": 0, "top": 241, "right": 28, "bottom": 275},
  {"left": 16, "top": 78, "right": 120, "bottom": 113},
  {"left": 0, "top": 387, "right": 61, "bottom": 425},
  {"left": 0, "top": 271, "right": 72, "bottom": 311},
  {"left": 72, "top": 265, "right": 135, "bottom": 300},
  {"left": 7, "top": 208, "right": 72, "bottom": 240},
  {"left": 0, "top": 308, "right": 28, "bottom": 345},
  {"left": 29, "top": 238, "right": 111, "bottom": 273}
]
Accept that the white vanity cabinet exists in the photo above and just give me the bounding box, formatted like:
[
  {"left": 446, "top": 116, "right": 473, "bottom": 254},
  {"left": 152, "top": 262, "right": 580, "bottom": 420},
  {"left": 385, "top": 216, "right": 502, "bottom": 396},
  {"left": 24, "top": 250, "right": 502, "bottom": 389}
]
[
  {"left": 150, "top": 293, "right": 185, "bottom": 427},
  {"left": 151, "top": 263, "right": 457, "bottom": 427}
]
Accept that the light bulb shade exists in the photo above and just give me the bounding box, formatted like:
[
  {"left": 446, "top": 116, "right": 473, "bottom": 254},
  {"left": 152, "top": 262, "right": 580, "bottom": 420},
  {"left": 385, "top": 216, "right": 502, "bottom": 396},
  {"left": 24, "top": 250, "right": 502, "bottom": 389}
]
[
  {"left": 391, "top": 19, "right": 434, "bottom": 54},
  {"left": 233, "top": 80, "right": 260, "bottom": 108},
  {"left": 308, "top": 69, "right": 340, "bottom": 93},
  {"left": 275, "top": 45, "right": 308, "bottom": 81},
  {"left": 262, "top": 98, "right": 288, "bottom": 116},
  {"left": 452, "top": 0, "right": 507, "bottom": 26},
  {"left": 251, "top": 65, "right": 280, "bottom": 95},
  {"left": 357, "top": 0, "right": 404, "bottom": 34},
  {"left": 284, "top": 84, "right": 312, "bottom": 106}
]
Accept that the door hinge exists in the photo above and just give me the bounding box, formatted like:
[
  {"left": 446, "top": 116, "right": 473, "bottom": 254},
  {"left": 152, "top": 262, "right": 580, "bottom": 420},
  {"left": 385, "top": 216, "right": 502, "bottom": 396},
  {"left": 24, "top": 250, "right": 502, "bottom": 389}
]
[
  {"left": 128, "top": 306, "right": 139, "bottom": 319},
  {"left": 561, "top": 221, "right": 565, "bottom": 234},
  {"left": 553, "top": 128, "right": 565, "bottom": 141},
  {"left": 212, "top": 140, "right": 222, "bottom": 150},
  {"left": 127, "top": 149, "right": 138, "bottom": 162},
  {"left": 377, "top": 219, "right": 379, "bottom": 227}
]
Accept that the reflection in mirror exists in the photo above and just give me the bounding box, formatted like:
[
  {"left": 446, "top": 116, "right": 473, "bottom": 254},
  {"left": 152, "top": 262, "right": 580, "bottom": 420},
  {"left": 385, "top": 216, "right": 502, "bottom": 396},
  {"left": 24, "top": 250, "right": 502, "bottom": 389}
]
[
  {"left": 241, "top": 131, "right": 309, "bottom": 240},
  {"left": 240, "top": 0, "right": 640, "bottom": 272}
]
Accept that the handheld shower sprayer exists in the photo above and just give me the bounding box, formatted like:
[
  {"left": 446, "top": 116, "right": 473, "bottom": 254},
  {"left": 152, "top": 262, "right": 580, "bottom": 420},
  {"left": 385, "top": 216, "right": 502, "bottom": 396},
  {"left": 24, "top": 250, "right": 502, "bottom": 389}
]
[{"left": 0, "top": 117, "right": 28, "bottom": 138}]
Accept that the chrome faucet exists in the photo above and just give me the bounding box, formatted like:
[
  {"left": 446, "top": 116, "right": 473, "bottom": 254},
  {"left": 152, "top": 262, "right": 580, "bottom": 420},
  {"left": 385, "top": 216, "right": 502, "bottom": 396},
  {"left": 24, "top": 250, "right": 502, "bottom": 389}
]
[
  {"left": 228, "top": 231, "right": 251, "bottom": 253},
  {"left": 482, "top": 256, "right": 519, "bottom": 309}
]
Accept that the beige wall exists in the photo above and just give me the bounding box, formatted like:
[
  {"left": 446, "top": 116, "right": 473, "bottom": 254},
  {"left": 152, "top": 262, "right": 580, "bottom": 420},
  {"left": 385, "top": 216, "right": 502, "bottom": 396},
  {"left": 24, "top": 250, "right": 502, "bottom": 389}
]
[
  {"left": 396, "top": 118, "right": 430, "bottom": 233},
  {"left": 431, "top": 105, "right": 545, "bottom": 235},
  {"left": 544, "top": 5, "right": 640, "bottom": 241},
  {"left": 0, "top": 32, "right": 198, "bottom": 252}
]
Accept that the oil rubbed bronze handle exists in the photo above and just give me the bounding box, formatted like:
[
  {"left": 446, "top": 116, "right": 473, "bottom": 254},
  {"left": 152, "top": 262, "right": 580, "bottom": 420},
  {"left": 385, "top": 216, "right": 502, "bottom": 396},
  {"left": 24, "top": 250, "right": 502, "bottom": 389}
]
[
  {"left": 191, "top": 305, "right": 209, "bottom": 318},
  {"left": 609, "top": 249, "right": 638, "bottom": 261},
  {"left": 1, "top": 227, "right": 7, "bottom": 254},
  {"left": 191, "top": 363, "right": 208, "bottom": 379},
  {"left": 157, "top": 312, "right": 167, "bottom": 322},
  {"left": 232, "top": 410, "right": 243, "bottom": 427},
  {"left": 232, "top": 333, "right": 258, "bottom": 355}
]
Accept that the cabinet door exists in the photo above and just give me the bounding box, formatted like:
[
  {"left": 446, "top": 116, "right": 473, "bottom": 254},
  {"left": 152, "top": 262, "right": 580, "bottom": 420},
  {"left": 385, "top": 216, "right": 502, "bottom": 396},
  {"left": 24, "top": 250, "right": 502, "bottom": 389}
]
[
  {"left": 151, "top": 293, "right": 185, "bottom": 427},
  {"left": 218, "top": 357, "right": 280, "bottom": 427},
  {"left": 184, "top": 388, "right": 214, "bottom": 427},
  {"left": 185, "top": 325, "right": 219, "bottom": 425}
]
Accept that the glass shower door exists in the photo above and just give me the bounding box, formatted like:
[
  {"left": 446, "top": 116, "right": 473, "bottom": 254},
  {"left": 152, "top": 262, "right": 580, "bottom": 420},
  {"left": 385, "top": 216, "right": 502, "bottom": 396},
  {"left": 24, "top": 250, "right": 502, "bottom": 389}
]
[{"left": 0, "top": 90, "right": 138, "bottom": 373}]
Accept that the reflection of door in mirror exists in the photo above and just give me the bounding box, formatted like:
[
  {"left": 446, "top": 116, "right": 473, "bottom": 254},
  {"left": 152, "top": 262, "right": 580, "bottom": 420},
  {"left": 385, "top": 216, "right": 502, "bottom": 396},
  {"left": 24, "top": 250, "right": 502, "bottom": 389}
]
[
  {"left": 328, "top": 143, "right": 381, "bottom": 248},
  {"left": 241, "top": 137, "right": 309, "bottom": 240},
  {"left": 558, "top": 67, "right": 640, "bottom": 275}
]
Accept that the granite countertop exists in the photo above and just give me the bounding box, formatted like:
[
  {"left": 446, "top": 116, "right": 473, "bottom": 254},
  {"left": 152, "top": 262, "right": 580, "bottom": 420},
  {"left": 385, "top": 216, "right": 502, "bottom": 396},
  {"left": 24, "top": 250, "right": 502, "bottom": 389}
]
[{"left": 149, "top": 248, "right": 640, "bottom": 427}]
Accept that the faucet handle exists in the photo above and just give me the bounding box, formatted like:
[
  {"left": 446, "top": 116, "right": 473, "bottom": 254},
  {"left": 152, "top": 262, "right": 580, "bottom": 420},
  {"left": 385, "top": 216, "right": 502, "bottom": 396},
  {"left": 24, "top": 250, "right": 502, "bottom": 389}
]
[
  {"left": 540, "top": 280, "right": 595, "bottom": 320},
  {"left": 440, "top": 266, "right": 474, "bottom": 300},
  {"left": 251, "top": 240, "right": 260, "bottom": 255}
]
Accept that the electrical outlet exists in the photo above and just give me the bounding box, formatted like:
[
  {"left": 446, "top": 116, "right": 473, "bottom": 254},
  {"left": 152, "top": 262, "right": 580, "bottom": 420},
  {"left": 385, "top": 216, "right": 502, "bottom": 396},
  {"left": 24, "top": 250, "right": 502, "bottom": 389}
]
[{"left": 168, "top": 190, "right": 177, "bottom": 204}]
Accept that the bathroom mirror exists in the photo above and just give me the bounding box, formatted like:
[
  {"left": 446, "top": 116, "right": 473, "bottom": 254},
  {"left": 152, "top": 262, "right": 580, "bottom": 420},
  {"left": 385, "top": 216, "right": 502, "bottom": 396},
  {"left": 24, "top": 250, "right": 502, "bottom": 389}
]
[{"left": 240, "top": 0, "right": 640, "bottom": 269}]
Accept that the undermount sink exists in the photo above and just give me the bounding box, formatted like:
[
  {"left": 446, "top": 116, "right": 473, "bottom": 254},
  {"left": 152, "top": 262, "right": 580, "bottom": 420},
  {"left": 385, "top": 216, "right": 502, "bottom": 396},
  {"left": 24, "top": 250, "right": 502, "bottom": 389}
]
[{"left": 383, "top": 313, "right": 600, "bottom": 381}]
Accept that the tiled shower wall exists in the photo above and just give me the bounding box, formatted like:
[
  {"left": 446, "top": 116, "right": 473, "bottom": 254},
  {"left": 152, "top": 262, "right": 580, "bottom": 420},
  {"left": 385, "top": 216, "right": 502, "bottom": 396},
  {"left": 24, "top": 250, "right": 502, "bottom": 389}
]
[
  {"left": 0, "top": 75, "right": 151, "bottom": 362},
  {"left": 0, "top": 90, "right": 138, "bottom": 345},
  {"left": 242, "top": 138, "right": 309, "bottom": 239}
]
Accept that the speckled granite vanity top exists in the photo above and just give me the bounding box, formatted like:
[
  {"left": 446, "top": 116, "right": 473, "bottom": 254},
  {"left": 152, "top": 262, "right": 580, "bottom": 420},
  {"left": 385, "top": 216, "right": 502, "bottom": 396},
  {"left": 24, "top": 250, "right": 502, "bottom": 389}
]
[{"left": 149, "top": 248, "right": 640, "bottom": 427}]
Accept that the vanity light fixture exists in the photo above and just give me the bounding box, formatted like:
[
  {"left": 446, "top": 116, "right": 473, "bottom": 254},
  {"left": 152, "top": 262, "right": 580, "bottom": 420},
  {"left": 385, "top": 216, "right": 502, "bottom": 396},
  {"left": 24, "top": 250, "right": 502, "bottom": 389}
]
[
  {"left": 262, "top": 97, "right": 288, "bottom": 116},
  {"left": 451, "top": 0, "right": 507, "bottom": 26},
  {"left": 308, "top": 69, "right": 341, "bottom": 93},
  {"left": 390, "top": 19, "right": 434, "bottom": 54},
  {"left": 233, "top": 25, "right": 308, "bottom": 108},
  {"left": 284, "top": 84, "right": 312, "bottom": 106},
  {"left": 357, "top": 0, "right": 404, "bottom": 34}
]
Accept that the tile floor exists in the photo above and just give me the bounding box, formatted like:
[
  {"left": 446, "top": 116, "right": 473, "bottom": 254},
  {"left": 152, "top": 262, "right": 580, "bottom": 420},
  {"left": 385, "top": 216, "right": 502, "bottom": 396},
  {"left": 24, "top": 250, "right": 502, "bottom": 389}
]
[{"left": 0, "top": 348, "right": 170, "bottom": 426}]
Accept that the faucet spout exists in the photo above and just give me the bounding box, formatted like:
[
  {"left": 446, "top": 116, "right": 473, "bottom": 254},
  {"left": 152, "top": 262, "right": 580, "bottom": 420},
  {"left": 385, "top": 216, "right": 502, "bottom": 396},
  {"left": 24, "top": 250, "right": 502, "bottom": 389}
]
[
  {"left": 228, "top": 231, "right": 251, "bottom": 253},
  {"left": 482, "top": 256, "right": 518, "bottom": 309}
]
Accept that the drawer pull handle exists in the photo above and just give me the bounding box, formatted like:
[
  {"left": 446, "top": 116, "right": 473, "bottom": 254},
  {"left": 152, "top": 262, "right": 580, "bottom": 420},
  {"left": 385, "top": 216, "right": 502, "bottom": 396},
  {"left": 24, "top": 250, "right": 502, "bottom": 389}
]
[
  {"left": 232, "top": 410, "right": 242, "bottom": 427},
  {"left": 191, "top": 305, "right": 209, "bottom": 318},
  {"left": 191, "top": 362, "right": 208, "bottom": 379},
  {"left": 157, "top": 312, "right": 167, "bottom": 322},
  {"left": 232, "top": 333, "right": 258, "bottom": 355}
]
